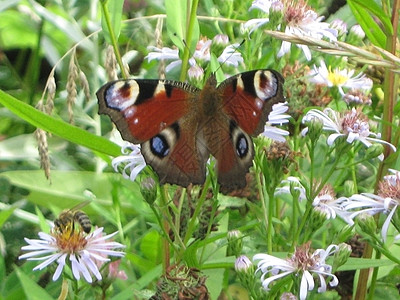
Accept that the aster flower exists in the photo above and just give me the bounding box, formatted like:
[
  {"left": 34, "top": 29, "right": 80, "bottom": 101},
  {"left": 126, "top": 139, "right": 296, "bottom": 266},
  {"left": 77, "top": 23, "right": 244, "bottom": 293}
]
[
  {"left": 217, "top": 43, "right": 244, "bottom": 67},
  {"left": 275, "top": 176, "right": 307, "bottom": 201},
  {"left": 112, "top": 142, "right": 146, "bottom": 182},
  {"left": 261, "top": 102, "right": 290, "bottom": 142},
  {"left": 145, "top": 37, "right": 244, "bottom": 73},
  {"left": 145, "top": 46, "right": 181, "bottom": 73},
  {"left": 343, "top": 89, "right": 372, "bottom": 106},
  {"left": 309, "top": 60, "right": 373, "bottom": 96},
  {"left": 344, "top": 170, "right": 400, "bottom": 241},
  {"left": 301, "top": 108, "right": 396, "bottom": 159},
  {"left": 253, "top": 243, "right": 339, "bottom": 300},
  {"left": 276, "top": 177, "right": 350, "bottom": 221},
  {"left": 235, "top": 255, "right": 254, "bottom": 273},
  {"left": 245, "top": 0, "right": 338, "bottom": 60},
  {"left": 312, "top": 184, "right": 349, "bottom": 220},
  {"left": 330, "top": 19, "right": 348, "bottom": 37},
  {"left": 19, "top": 227, "right": 125, "bottom": 283}
]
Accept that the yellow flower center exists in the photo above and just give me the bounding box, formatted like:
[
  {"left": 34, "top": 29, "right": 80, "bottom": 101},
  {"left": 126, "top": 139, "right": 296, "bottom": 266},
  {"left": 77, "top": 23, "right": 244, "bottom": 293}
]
[
  {"left": 327, "top": 67, "right": 348, "bottom": 86},
  {"left": 52, "top": 222, "right": 88, "bottom": 253}
]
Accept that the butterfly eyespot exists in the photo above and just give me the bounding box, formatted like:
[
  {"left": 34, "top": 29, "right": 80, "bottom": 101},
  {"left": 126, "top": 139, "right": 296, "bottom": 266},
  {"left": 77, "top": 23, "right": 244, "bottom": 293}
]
[
  {"left": 150, "top": 135, "right": 170, "bottom": 158},
  {"left": 236, "top": 134, "right": 248, "bottom": 158}
]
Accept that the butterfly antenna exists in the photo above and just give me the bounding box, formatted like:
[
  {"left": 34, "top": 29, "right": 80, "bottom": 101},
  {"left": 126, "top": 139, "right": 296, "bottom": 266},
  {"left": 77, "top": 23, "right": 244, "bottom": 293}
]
[{"left": 213, "top": 39, "right": 245, "bottom": 76}]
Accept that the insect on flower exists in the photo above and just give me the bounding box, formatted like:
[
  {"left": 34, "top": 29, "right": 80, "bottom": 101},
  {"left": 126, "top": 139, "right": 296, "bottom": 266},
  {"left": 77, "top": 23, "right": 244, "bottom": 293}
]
[{"left": 54, "top": 201, "right": 92, "bottom": 234}]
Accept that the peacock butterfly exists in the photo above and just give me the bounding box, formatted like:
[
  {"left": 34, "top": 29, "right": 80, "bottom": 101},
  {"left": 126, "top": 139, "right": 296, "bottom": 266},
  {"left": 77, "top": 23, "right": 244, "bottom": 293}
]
[{"left": 96, "top": 69, "right": 285, "bottom": 192}]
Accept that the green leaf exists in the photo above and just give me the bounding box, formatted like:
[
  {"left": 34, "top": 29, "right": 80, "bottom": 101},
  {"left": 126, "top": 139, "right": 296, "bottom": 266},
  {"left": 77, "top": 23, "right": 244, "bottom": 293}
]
[
  {"left": 100, "top": 0, "right": 124, "bottom": 44},
  {"left": 15, "top": 268, "right": 53, "bottom": 300},
  {"left": 165, "top": 0, "right": 199, "bottom": 53},
  {"left": 0, "top": 206, "right": 15, "bottom": 229},
  {"left": 337, "top": 257, "right": 395, "bottom": 271},
  {"left": 140, "top": 230, "right": 162, "bottom": 263},
  {"left": 0, "top": 89, "right": 120, "bottom": 157},
  {"left": 29, "top": 1, "right": 92, "bottom": 51},
  {"left": 347, "top": 0, "right": 389, "bottom": 48},
  {"left": 0, "top": 170, "right": 143, "bottom": 214}
]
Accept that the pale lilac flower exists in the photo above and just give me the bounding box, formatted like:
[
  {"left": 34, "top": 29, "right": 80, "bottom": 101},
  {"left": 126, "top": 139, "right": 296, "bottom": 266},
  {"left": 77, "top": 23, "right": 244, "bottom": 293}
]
[
  {"left": 213, "top": 34, "right": 229, "bottom": 46},
  {"left": 261, "top": 102, "right": 290, "bottom": 142},
  {"left": 19, "top": 227, "right": 125, "bottom": 283},
  {"left": 275, "top": 176, "right": 307, "bottom": 201},
  {"left": 235, "top": 255, "right": 254, "bottom": 272},
  {"left": 345, "top": 170, "right": 400, "bottom": 241},
  {"left": 193, "top": 38, "right": 212, "bottom": 62},
  {"left": 312, "top": 184, "right": 349, "bottom": 220},
  {"left": 108, "top": 260, "right": 128, "bottom": 280},
  {"left": 330, "top": 19, "right": 348, "bottom": 37},
  {"left": 276, "top": 177, "right": 350, "bottom": 221},
  {"left": 350, "top": 24, "right": 365, "bottom": 39},
  {"left": 309, "top": 60, "right": 373, "bottom": 96},
  {"left": 301, "top": 108, "right": 396, "bottom": 159},
  {"left": 112, "top": 143, "right": 146, "bottom": 182},
  {"left": 145, "top": 38, "right": 244, "bottom": 73},
  {"left": 249, "top": 0, "right": 280, "bottom": 13},
  {"left": 145, "top": 46, "right": 181, "bottom": 73},
  {"left": 187, "top": 64, "right": 204, "bottom": 82},
  {"left": 343, "top": 89, "right": 372, "bottom": 106},
  {"left": 245, "top": 0, "right": 338, "bottom": 60},
  {"left": 217, "top": 44, "right": 244, "bottom": 67},
  {"left": 254, "top": 243, "right": 339, "bottom": 300}
]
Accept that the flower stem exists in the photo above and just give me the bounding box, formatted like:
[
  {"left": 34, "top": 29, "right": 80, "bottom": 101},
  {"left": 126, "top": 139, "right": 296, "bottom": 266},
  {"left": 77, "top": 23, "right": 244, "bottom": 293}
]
[
  {"left": 179, "top": 0, "right": 199, "bottom": 82},
  {"left": 99, "top": 0, "right": 127, "bottom": 79}
]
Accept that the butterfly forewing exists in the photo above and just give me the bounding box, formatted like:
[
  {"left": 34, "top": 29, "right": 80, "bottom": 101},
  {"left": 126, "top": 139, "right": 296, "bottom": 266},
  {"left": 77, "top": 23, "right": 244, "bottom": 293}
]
[
  {"left": 219, "top": 69, "right": 285, "bottom": 136},
  {"left": 97, "top": 79, "right": 199, "bottom": 143}
]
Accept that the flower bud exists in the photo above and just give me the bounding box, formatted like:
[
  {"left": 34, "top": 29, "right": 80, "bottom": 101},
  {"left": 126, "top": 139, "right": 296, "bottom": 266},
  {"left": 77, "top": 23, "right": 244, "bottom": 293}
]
[
  {"left": 365, "top": 143, "right": 384, "bottom": 159},
  {"left": 140, "top": 177, "right": 157, "bottom": 205},
  {"left": 235, "top": 255, "right": 254, "bottom": 274},
  {"left": 332, "top": 243, "right": 352, "bottom": 271},
  {"left": 356, "top": 213, "right": 377, "bottom": 236},
  {"left": 227, "top": 230, "right": 243, "bottom": 257}
]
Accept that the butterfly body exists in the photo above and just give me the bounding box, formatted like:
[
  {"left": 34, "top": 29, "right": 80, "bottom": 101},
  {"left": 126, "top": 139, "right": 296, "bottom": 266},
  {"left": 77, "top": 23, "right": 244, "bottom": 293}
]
[{"left": 97, "top": 69, "right": 284, "bottom": 191}]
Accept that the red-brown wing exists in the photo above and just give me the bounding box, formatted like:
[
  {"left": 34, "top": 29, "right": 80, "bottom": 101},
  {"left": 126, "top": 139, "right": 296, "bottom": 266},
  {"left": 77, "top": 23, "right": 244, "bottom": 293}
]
[
  {"left": 96, "top": 79, "right": 199, "bottom": 143},
  {"left": 141, "top": 122, "right": 208, "bottom": 187},
  {"left": 219, "top": 69, "right": 285, "bottom": 136}
]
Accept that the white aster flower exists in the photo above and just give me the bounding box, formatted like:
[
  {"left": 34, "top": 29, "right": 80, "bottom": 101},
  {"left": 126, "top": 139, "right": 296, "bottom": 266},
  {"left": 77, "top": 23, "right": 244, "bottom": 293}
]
[
  {"left": 301, "top": 108, "right": 396, "bottom": 159},
  {"left": 309, "top": 60, "right": 373, "bottom": 96},
  {"left": 275, "top": 176, "right": 307, "bottom": 201},
  {"left": 276, "top": 177, "right": 350, "bottom": 221},
  {"left": 235, "top": 255, "right": 254, "bottom": 273},
  {"left": 145, "top": 37, "right": 244, "bottom": 73},
  {"left": 345, "top": 170, "right": 400, "bottom": 241},
  {"left": 261, "top": 102, "right": 290, "bottom": 142},
  {"left": 19, "top": 227, "right": 125, "bottom": 283},
  {"left": 112, "top": 142, "right": 146, "bottom": 182},
  {"left": 145, "top": 46, "right": 181, "bottom": 73},
  {"left": 249, "top": 0, "right": 280, "bottom": 13},
  {"left": 253, "top": 243, "right": 339, "bottom": 300},
  {"left": 312, "top": 184, "right": 349, "bottom": 220},
  {"left": 217, "top": 43, "right": 244, "bottom": 67},
  {"left": 245, "top": 0, "right": 337, "bottom": 60}
]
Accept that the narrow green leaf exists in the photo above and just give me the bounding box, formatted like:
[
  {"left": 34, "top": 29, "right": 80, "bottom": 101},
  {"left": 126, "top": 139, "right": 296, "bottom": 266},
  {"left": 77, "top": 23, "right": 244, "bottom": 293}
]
[
  {"left": 100, "top": 0, "right": 124, "bottom": 44},
  {"left": 350, "top": 0, "right": 393, "bottom": 35},
  {"left": 0, "top": 89, "right": 120, "bottom": 157},
  {"left": 347, "top": 0, "right": 387, "bottom": 47},
  {"left": 0, "top": 206, "right": 15, "bottom": 229},
  {"left": 0, "top": 170, "right": 142, "bottom": 213},
  {"left": 165, "top": 0, "right": 199, "bottom": 53},
  {"left": 337, "top": 258, "right": 394, "bottom": 271},
  {"left": 15, "top": 268, "right": 53, "bottom": 300}
]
